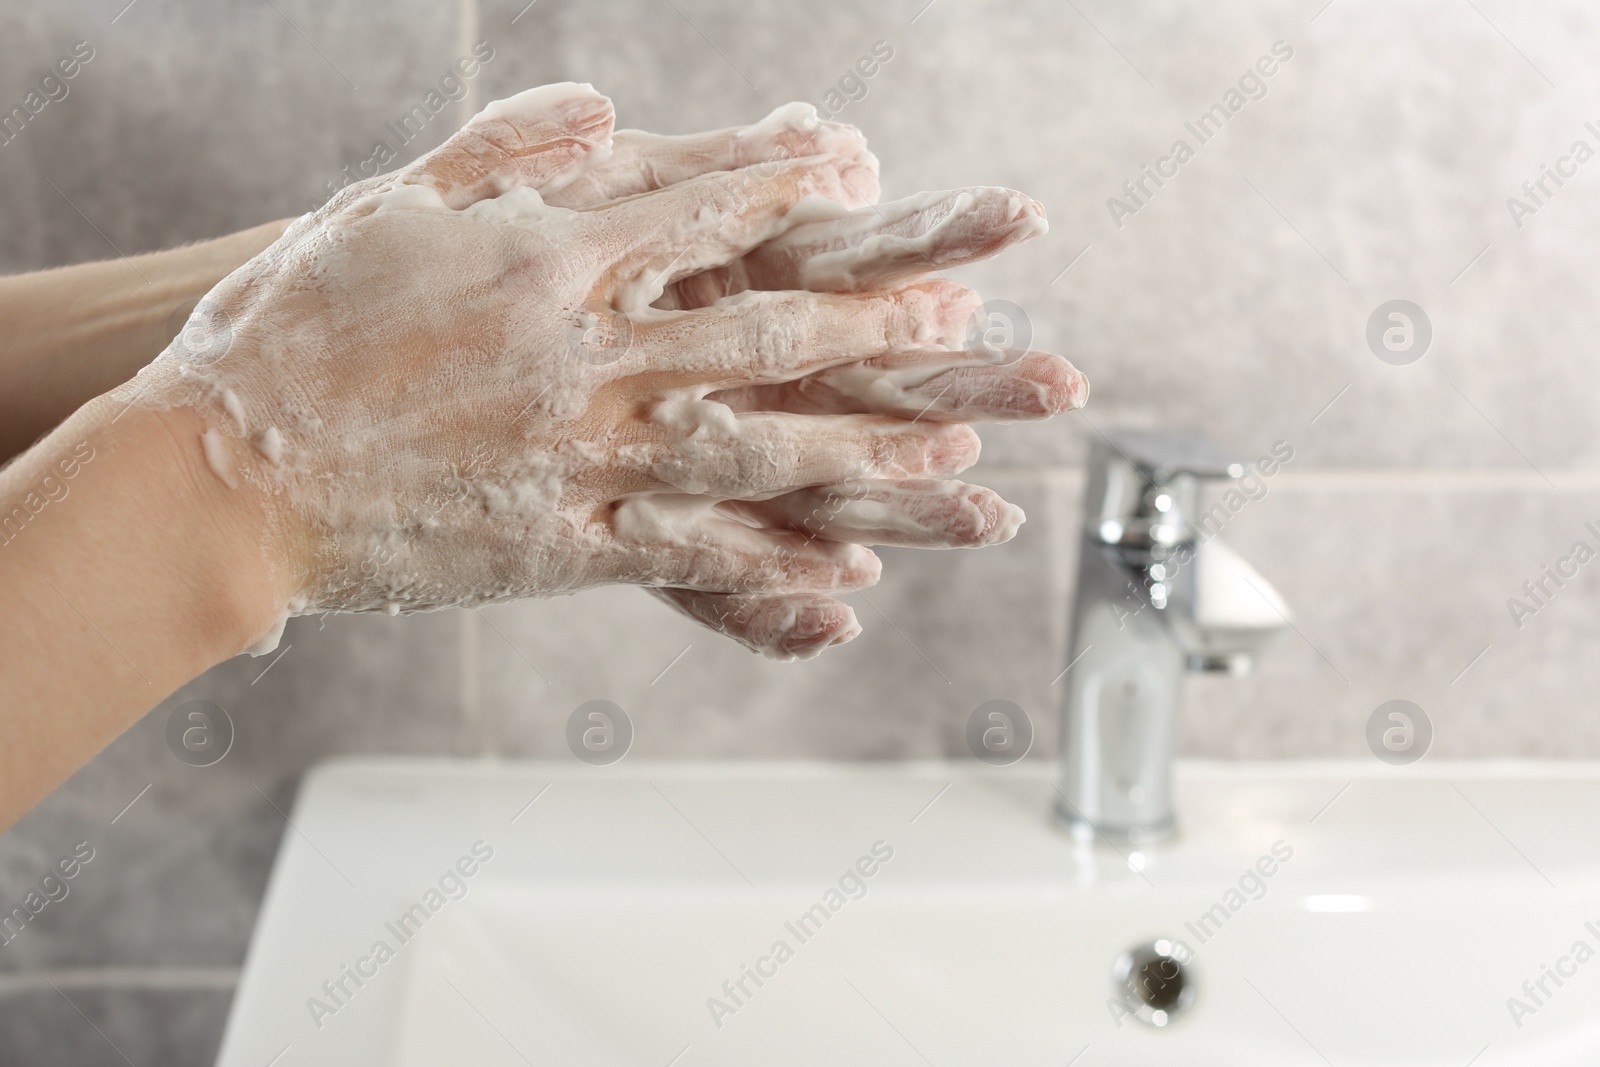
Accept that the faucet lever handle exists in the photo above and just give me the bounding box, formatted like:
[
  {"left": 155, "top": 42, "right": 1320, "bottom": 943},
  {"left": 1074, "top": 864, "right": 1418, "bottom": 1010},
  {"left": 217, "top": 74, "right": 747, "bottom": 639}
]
[{"left": 1099, "top": 428, "right": 1245, "bottom": 483}]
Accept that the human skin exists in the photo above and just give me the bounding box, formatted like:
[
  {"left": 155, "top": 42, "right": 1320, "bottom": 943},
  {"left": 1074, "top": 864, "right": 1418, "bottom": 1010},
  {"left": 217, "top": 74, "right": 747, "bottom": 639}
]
[
  {"left": 0, "top": 218, "right": 294, "bottom": 462},
  {"left": 0, "top": 84, "right": 1083, "bottom": 829}
]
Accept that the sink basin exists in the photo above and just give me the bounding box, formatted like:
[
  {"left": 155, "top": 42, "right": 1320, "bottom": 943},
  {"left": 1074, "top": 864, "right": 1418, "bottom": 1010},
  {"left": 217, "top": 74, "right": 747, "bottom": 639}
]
[{"left": 216, "top": 760, "right": 1600, "bottom": 1066}]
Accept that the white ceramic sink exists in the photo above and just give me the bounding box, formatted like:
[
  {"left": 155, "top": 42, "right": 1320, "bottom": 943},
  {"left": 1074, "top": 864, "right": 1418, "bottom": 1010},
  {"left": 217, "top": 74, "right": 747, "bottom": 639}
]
[{"left": 216, "top": 760, "right": 1600, "bottom": 1066}]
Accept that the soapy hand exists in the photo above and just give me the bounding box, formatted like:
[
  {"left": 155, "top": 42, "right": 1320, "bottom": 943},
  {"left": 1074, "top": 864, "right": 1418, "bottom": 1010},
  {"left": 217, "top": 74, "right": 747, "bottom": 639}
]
[
  {"left": 130, "top": 83, "right": 1084, "bottom": 658},
  {"left": 543, "top": 107, "right": 1087, "bottom": 656},
  {"left": 127, "top": 84, "right": 988, "bottom": 648}
]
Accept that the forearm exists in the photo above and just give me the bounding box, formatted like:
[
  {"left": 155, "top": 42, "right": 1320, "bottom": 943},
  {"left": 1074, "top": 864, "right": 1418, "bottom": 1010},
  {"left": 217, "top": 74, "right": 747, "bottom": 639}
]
[
  {"left": 0, "top": 396, "right": 284, "bottom": 829},
  {"left": 0, "top": 218, "right": 294, "bottom": 462}
]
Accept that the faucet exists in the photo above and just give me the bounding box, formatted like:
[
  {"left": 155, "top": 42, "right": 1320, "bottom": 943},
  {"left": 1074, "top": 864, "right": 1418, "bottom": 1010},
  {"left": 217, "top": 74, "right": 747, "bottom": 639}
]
[{"left": 1054, "top": 428, "right": 1291, "bottom": 844}]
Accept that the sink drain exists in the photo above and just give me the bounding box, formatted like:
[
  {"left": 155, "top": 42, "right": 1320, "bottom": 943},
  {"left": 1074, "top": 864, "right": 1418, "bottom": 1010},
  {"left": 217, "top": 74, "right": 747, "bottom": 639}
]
[{"left": 1111, "top": 939, "right": 1195, "bottom": 1027}]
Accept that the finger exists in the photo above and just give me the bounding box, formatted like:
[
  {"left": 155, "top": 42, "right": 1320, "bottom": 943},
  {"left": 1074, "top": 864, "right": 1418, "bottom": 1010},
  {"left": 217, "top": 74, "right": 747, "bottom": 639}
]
[
  {"left": 605, "top": 494, "right": 881, "bottom": 594},
  {"left": 545, "top": 103, "right": 877, "bottom": 209},
  {"left": 401, "top": 83, "right": 615, "bottom": 209},
  {"left": 720, "top": 479, "right": 1025, "bottom": 549},
  {"left": 625, "top": 280, "right": 981, "bottom": 383},
  {"left": 649, "top": 588, "right": 862, "bottom": 660},
  {"left": 619, "top": 413, "right": 981, "bottom": 499},
  {"left": 584, "top": 155, "right": 879, "bottom": 310},
  {"left": 664, "top": 187, "right": 1046, "bottom": 309},
  {"left": 708, "top": 349, "right": 1088, "bottom": 422}
]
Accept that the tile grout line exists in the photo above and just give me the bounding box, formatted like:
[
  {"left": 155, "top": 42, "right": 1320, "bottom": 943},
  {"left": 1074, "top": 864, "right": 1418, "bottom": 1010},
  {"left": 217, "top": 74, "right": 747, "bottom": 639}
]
[
  {"left": 459, "top": 0, "right": 481, "bottom": 127},
  {"left": 454, "top": 0, "right": 489, "bottom": 764},
  {"left": 457, "top": 0, "right": 486, "bottom": 758},
  {"left": 0, "top": 968, "right": 241, "bottom": 999}
]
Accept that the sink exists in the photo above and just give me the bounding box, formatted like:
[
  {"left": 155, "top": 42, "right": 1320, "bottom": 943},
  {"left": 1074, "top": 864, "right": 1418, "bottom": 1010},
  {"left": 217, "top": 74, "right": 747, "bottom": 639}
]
[{"left": 216, "top": 760, "right": 1600, "bottom": 1066}]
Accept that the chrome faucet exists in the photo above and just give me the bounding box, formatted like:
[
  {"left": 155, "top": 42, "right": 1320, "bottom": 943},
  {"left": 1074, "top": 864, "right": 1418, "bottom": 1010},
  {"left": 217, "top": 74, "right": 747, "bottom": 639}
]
[{"left": 1054, "top": 428, "right": 1290, "bottom": 844}]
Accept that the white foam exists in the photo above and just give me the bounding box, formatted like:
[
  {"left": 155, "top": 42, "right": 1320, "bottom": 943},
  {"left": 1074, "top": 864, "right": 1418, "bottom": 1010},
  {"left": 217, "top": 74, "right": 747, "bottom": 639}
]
[{"left": 199, "top": 429, "right": 237, "bottom": 490}]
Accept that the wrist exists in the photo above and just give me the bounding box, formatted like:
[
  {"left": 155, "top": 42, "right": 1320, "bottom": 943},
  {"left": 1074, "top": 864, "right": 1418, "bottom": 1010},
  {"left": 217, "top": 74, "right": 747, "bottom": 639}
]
[
  {"left": 0, "top": 370, "right": 301, "bottom": 824},
  {"left": 79, "top": 394, "right": 301, "bottom": 658}
]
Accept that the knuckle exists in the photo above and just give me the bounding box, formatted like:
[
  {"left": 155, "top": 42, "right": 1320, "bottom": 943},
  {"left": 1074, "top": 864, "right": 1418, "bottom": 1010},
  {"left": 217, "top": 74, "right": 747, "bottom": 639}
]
[{"left": 739, "top": 295, "right": 811, "bottom": 373}]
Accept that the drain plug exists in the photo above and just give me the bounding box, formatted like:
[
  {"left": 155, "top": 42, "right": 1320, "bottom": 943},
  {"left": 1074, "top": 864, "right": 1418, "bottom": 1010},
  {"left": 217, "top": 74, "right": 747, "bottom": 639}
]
[{"left": 1112, "top": 939, "right": 1195, "bottom": 1027}]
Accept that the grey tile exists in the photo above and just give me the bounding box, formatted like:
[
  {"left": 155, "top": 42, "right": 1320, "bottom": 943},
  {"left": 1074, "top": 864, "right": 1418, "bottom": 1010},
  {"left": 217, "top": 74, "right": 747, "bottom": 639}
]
[
  {"left": 1182, "top": 477, "right": 1600, "bottom": 758},
  {"left": 476, "top": 0, "right": 900, "bottom": 133},
  {"left": 472, "top": 460, "right": 1600, "bottom": 768},
  {"left": 476, "top": 470, "right": 1074, "bottom": 762},
  {"left": 485, "top": 0, "right": 1600, "bottom": 472},
  {"left": 0, "top": 0, "right": 466, "bottom": 272},
  {"left": 470, "top": 461, "right": 1600, "bottom": 769},
  {"left": 0, "top": 985, "right": 230, "bottom": 1067}
]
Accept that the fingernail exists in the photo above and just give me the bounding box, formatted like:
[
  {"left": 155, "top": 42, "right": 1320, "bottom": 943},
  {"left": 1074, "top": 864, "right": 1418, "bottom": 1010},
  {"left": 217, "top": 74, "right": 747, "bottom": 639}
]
[
  {"left": 780, "top": 603, "right": 861, "bottom": 657},
  {"left": 831, "top": 160, "right": 879, "bottom": 206},
  {"left": 1042, "top": 359, "right": 1089, "bottom": 412}
]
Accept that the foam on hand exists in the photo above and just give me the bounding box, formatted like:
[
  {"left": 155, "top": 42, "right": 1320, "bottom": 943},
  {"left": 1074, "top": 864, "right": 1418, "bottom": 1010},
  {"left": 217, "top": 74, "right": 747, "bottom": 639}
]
[{"left": 121, "top": 83, "right": 1067, "bottom": 661}]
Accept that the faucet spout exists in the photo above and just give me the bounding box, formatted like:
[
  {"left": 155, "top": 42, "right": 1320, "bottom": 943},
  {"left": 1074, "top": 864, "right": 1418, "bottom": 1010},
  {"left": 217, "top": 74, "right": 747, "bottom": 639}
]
[
  {"left": 1171, "top": 538, "right": 1291, "bottom": 674},
  {"left": 1054, "top": 429, "right": 1289, "bottom": 844}
]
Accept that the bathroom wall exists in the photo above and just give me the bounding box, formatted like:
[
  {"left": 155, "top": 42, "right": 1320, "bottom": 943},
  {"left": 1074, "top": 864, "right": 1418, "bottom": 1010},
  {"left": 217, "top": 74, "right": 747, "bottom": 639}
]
[{"left": 4, "top": 0, "right": 1599, "bottom": 1060}]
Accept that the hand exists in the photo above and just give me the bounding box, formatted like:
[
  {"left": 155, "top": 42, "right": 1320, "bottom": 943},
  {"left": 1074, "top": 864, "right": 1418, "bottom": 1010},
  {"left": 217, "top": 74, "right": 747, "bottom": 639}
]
[
  {"left": 127, "top": 83, "right": 990, "bottom": 649},
  {"left": 541, "top": 105, "right": 1087, "bottom": 656}
]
